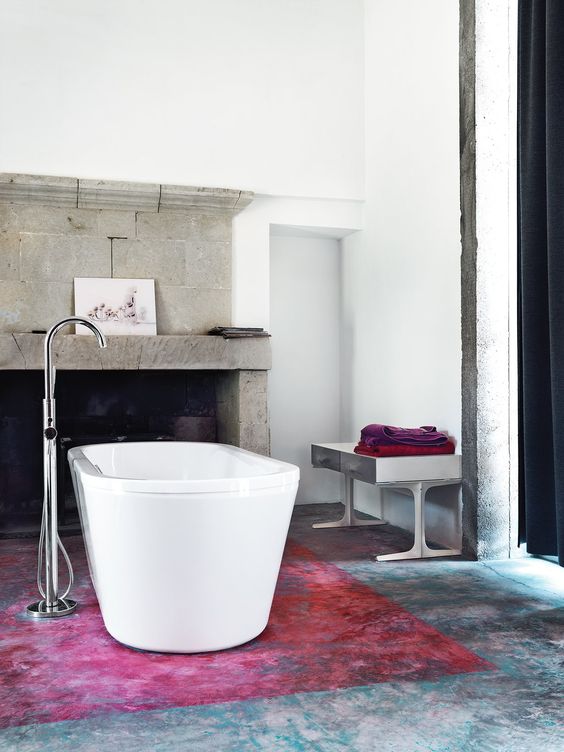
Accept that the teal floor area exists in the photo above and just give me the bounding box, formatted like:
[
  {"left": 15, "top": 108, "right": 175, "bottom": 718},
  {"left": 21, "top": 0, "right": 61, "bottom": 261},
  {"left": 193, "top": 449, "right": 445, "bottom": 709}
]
[{"left": 2, "top": 503, "right": 564, "bottom": 752}]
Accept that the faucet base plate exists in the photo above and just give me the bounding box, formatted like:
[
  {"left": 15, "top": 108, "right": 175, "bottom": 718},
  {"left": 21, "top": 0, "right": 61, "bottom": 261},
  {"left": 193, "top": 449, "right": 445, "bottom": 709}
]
[{"left": 26, "top": 598, "right": 77, "bottom": 618}]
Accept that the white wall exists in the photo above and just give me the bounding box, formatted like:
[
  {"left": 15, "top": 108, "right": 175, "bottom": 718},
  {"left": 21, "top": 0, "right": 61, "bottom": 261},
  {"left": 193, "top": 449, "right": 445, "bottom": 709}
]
[
  {"left": 269, "top": 232, "right": 342, "bottom": 504},
  {"left": 341, "top": 0, "right": 461, "bottom": 547},
  {"left": 0, "top": 0, "right": 364, "bottom": 199}
]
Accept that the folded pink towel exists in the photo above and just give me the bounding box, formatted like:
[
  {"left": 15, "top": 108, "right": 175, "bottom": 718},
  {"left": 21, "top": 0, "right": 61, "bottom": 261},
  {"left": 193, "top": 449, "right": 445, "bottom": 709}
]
[{"left": 360, "top": 424, "right": 449, "bottom": 447}]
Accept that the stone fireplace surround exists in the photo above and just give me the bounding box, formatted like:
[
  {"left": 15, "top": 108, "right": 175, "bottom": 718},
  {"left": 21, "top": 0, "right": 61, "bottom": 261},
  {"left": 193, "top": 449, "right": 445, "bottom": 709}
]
[{"left": 0, "top": 173, "right": 270, "bottom": 533}]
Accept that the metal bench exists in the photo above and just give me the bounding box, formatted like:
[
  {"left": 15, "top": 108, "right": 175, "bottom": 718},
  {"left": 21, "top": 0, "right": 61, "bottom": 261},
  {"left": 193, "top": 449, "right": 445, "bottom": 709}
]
[{"left": 311, "top": 442, "right": 462, "bottom": 561}]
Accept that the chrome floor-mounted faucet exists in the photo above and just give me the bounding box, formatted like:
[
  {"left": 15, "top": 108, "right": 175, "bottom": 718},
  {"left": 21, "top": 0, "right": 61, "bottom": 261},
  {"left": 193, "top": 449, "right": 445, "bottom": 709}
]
[{"left": 27, "top": 316, "right": 107, "bottom": 618}]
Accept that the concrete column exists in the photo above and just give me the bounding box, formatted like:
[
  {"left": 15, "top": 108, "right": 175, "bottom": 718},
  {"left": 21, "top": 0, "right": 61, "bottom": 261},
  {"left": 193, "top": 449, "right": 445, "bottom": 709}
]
[{"left": 460, "top": 0, "right": 518, "bottom": 559}]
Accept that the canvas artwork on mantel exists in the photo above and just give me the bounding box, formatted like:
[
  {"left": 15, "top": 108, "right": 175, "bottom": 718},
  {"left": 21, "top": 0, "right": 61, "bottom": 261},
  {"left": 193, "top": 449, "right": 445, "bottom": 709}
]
[{"left": 74, "top": 278, "right": 157, "bottom": 335}]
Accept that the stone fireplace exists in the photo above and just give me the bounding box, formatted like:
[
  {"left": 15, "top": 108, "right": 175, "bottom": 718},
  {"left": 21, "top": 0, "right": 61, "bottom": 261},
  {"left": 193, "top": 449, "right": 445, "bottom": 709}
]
[{"left": 0, "top": 173, "right": 270, "bottom": 535}]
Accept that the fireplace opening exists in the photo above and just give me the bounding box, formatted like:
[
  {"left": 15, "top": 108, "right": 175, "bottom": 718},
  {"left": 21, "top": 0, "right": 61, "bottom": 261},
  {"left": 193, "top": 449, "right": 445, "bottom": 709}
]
[{"left": 0, "top": 370, "right": 218, "bottom": 537}]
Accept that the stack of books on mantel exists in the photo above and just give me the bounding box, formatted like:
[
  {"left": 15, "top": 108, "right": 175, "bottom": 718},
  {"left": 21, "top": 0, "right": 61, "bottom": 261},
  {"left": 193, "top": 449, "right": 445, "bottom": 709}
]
[{"left": 208, "top": 327, "right": 271, "bottom": 339}]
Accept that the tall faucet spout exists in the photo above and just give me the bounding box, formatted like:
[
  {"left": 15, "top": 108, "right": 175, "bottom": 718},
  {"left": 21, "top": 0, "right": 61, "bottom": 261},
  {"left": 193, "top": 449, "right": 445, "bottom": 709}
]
[{"left": 44, "top": 316, "right": 107, "bottom": 401}]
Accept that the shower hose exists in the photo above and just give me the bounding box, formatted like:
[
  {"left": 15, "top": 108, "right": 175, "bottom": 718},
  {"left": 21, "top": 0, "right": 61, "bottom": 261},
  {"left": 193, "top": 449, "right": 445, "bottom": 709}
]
[{"left": 36, "top": 487, "right": 74, "bottom": 602}]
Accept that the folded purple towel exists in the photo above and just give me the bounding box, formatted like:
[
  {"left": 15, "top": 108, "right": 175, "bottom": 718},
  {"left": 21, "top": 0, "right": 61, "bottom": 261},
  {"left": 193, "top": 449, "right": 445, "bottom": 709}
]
[{"left": 360, "top": 424, "right": 449, "bottom": 447}]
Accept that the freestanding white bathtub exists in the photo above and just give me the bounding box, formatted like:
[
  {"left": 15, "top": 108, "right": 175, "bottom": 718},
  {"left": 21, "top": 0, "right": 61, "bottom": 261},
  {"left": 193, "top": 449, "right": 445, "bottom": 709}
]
[{"left": 68, "top": 442, "right": 299, "bottom": 653}]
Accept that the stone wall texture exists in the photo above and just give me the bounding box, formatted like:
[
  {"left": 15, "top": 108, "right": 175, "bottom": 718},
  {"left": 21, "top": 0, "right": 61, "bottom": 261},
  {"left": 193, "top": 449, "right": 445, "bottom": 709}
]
[{"left": 0, "top": 174, "right": 252, "bottom": 335}]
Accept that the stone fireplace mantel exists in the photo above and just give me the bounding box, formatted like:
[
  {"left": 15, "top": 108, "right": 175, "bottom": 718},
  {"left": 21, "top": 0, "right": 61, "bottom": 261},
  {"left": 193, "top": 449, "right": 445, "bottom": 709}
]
[
  {"left": 0, "top": 333, "right": 272, "bottom": 469},
  {"left": 0, "top": 333, "right": 271, "bottom": 371}
]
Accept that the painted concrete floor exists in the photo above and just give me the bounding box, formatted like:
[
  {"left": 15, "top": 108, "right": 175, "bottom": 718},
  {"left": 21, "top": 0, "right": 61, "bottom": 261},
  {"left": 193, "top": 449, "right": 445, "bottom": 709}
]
[{"left": 1, "top": 503, "right": 564, "bottom": 752}]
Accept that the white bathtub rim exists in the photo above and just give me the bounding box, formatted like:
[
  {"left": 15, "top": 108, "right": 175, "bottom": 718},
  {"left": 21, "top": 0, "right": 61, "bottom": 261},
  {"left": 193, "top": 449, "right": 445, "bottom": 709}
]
[{"left": 68, "top": 442, "right": 300, "bottom": 495}]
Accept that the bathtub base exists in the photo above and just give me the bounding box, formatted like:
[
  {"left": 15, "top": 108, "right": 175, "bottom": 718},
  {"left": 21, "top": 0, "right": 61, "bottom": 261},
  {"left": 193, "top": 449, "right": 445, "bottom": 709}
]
[{"left": 111, "top": 623, "right": 268, "bottom": 654}]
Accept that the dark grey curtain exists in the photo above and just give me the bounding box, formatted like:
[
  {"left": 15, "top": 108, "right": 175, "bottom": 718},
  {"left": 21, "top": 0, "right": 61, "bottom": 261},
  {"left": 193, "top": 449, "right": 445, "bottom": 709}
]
[{"left": 518, "top": 0, "right": 564, "bottom": 565}]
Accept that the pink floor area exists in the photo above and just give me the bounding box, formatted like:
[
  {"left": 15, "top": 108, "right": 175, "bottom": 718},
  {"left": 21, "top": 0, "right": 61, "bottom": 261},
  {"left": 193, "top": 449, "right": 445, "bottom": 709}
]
[{"left": 0, "top": 537, "right": 494, "bottom": 729}]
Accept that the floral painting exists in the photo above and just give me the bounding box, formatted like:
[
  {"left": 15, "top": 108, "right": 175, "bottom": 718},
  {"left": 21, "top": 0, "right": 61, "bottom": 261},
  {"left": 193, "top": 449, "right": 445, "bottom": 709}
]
[{"left": 74, "top": 278, "right": 157, "bottom": 335}]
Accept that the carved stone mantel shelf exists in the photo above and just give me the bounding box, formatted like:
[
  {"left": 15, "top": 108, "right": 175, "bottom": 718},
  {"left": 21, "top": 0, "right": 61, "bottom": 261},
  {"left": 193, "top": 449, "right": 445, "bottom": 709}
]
[
  {"left": 0, "top": 334, "right": 271, "bottom": 371},
  {"left": 0, "top": 174, "right": 253, "bottom": 213}
]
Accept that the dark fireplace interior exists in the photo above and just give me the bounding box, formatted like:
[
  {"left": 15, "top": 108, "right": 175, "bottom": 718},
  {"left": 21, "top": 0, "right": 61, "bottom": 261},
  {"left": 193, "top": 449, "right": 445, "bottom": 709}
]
[{"left": 0, "top": 370, "right": 218, "bottom": 537}]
